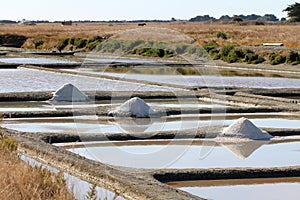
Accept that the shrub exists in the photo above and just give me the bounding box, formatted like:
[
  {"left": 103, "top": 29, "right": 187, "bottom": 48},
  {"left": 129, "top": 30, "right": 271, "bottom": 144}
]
[
  {"left": 175, "top": 44, "right": 189, "bottom": 54},
  {"left": 220, "top": 44, "right": 236, "bottom": 57},
  {"left": 270, "top": 55, "right": 286, "bottom": 65},
  {"left": 130, "top": 47, "right": 174, "bottom": 57},
  {"left": 291, "top": 61, "right": 300, "bottom": 65},
  {"left": 69, "top": 37, "right": 76, "bottom": 45},
  {"left": 242, "top": 49, "right": 254, "bottom": 55},
  {"left": 34, "top": 39, "right": 44, "bottom": 49},
  {"left": 203, "top": 41, "right": 218, "bottom": 52},
  {"left": 217, "top": 31, "right": 227, "bottom": 40},
  {"left": 251, "top": 55, "right": 265, "bottom": 64},
  {"left": 87, "top": 41, "right": 99, "bottom": 51},
  {"left": 244, "top": 52, "right": 265, "bottom": 64},
  {"left": 209, "top": 49, "right": 220, "bottom": 60},
  {"left": 57, "top": 38, "right": 69, "bottom": 51},
  {"left": 286, "top": 51, "right": 300, "bottom": 63},
  {"left": 219, "top": 47, "right": 265, "bottom": 64},
  {"left": 269, "top": 52, "right": 277, "bottom": 62},
  {"left": 276, "top": 55, "right": 286, "bottom": 63},
  {"left": 223, "top": 49, "right": 242, "bottom": 63},
  {"left": 255, "top": 56, "right": 265, "bottom": 64},
  {"left": 255, "top": 21, "right": 265, "bottom": 25},
  {"left": 244, "top": 53, "right": 258, "bottom": 64},
  {"left": 87, "top": 36, "right": 103, "bottom": 44},
  {"left": 74, "top": 38, "right": 87, "bottom": 49}
]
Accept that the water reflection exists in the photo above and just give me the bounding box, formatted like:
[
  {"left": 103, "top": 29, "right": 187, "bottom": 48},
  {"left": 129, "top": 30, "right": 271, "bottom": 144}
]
[
  {"left": 67, "top": 141, "right": 300, "bottom": 169},
  {"left": 110, "top": 118, "right": 156, "bottom": 133},
  {"left": 219, "top": 140, "right": 269, "bottom": 159},
  {"left": 0, "top": 57, "right": 79, "bottom": 65}
]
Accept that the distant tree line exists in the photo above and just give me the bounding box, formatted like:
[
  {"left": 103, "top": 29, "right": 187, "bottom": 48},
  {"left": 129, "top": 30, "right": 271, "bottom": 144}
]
[
  {"left": 0, "top": 20, "right": 17, "bottom": 24},
  {"left": 0, "top": 20, "right": 50, "bottom": 24},
  {"left": 189, "top": 14, "right": 280, "bottom": 22}
]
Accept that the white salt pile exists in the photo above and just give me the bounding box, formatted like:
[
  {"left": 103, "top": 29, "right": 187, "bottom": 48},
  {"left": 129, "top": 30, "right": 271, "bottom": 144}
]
[
  {"left": 108, "top": 97, "right": 156, "bottom": 118},
  {"left": 219, "top": 117, "right": 273, "bottom": 140},
  {"left": 49, "top": 83, "right": 90, "bottom": 102}
]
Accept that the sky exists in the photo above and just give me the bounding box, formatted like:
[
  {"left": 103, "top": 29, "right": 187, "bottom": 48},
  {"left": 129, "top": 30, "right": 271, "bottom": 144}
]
[{"left": 1, "top": 0, "right": 297, "bottom": 21}]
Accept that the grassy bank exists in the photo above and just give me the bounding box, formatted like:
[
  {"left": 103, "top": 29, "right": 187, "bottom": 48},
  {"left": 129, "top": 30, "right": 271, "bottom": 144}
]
[
  {"left": 204, "top": 41, "right": 300, "bottom": 65},
  {"left": 0, "top": 131, "right": 75, "bottom": 200},
  {"left": 1, "top": 22, "right": 300, "bottom": 65},
  {"left": 1, "top": 23, "right": 300, "bottom": 47}
]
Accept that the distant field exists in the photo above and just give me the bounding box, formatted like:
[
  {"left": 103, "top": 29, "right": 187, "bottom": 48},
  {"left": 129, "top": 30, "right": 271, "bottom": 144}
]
[{"left": 0, "top": 22, "right": 300, "bottom": 48}]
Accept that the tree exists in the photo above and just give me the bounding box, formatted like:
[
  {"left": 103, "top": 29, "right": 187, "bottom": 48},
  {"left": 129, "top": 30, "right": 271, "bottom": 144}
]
[
  {"left": 283, "top": 2, "right": 300, "bottom": 22},
  {"left": 232, "top": 16, "right": 243, "bottom": 23},
  {"left": 189, "top": 15, "right": 216, "bottom": 22},
  {"left": 258, "top": 14, "right": 279, "bottom": 22}
]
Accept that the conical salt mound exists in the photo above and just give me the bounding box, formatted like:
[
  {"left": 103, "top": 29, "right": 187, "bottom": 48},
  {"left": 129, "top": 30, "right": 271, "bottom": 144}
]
[
  {"left": 220, "top": 117, "right": 273, "bottom": 140},
  {"left": 109, "top": 97, "right": 155, "bottom": 118},
  {"left": 50, "top": 83, "right": 90, "bottom": 102}
]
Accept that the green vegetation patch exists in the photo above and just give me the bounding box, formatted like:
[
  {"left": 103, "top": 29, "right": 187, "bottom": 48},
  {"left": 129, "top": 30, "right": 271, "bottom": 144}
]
[
  {"left": 56, "top": 36, "right": 104, "bottom": 51},
  {"left": 130, "top": 47, "right": 174, "bottom": 58},
  {"left": 96, "top": 39, "right": 207, "bottom": 58},
  {"left": 269, "top": 52, "right": 286, "bottom": 65},
  {"left": 286, "top": 51, "right": 300, "bottom": 65},
  {"left": 34, "top": 39, "right": 44, "bottom": 49},
  {"left": 204, "top": 42, "right": 265, "bottom": 64},
  {"left": 269, "top": 51, "right": 300, "bottom": 65},
  {"left": 216, "top": 31, "right": 227, "bottom": 40},
  {"left": 57, "top": 38, "right": 69, "bottom": 52}
]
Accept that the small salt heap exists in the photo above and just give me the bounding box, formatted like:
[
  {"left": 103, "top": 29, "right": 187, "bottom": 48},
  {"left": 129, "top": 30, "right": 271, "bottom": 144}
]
[
  {"left": 108, "top": 97, "right": 155, "bottom": 118},
  {"left": 219, "top": 117, "right": 273, "bottom": 140},
  {"left": 49, "top": 83, "right": 90, "bottom": 102}
]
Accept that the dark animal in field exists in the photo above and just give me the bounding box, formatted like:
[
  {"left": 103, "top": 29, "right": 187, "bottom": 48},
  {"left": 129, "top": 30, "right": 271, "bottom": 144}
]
[{"left": 138, "top": 23, "right": 146, "bottom": 26}]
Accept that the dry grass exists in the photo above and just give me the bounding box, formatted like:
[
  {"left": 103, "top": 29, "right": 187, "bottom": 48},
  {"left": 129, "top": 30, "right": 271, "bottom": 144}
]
[
  {"left": 0, "top": 22, "right": 300, "bottom": 48},
  {"left": 0, "top": 133, "right": 75, "bottom": 200}
]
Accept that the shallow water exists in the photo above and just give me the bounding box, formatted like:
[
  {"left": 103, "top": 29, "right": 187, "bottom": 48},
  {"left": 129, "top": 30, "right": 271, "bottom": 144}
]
[
  {"left": 0, "top": 101, "right": 55, "bottom": 112},
  {"left": 0, "top": 68, "right": 174, "bottom": 93},
  {"left": 0, "top": 118, "right": 208, "bottom": 134},
  {"left": 0, "top": 101, "right": 113, "bottom": 112},
  {"left": 68, "top": 141, "right": 300, "bottom": 169},
  {"left": 175, "top": 178, "right": 300, "bottom": 200},
  {"left": 98, "top": 72, "right": 300, "bottom": 89},
  {"left": 0, "top": 100, "right": 221, "bottom": 112},
  {"left": 81, "top": 57, "right": 155, "bottom": 63},
  {"left": 2, "top": 117, "right": 300, "bottom": 134},
  {"left": 149, "top": 102, "right": 226, "bottom": 108},
  {"left": 0, "top": 57, "right": 79, "bottom": 65}
]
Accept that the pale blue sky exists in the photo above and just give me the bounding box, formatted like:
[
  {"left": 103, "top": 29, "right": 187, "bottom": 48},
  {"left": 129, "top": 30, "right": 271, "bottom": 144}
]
[{"left": 1, "top": 0, "right": 297, "bottom": 21}]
